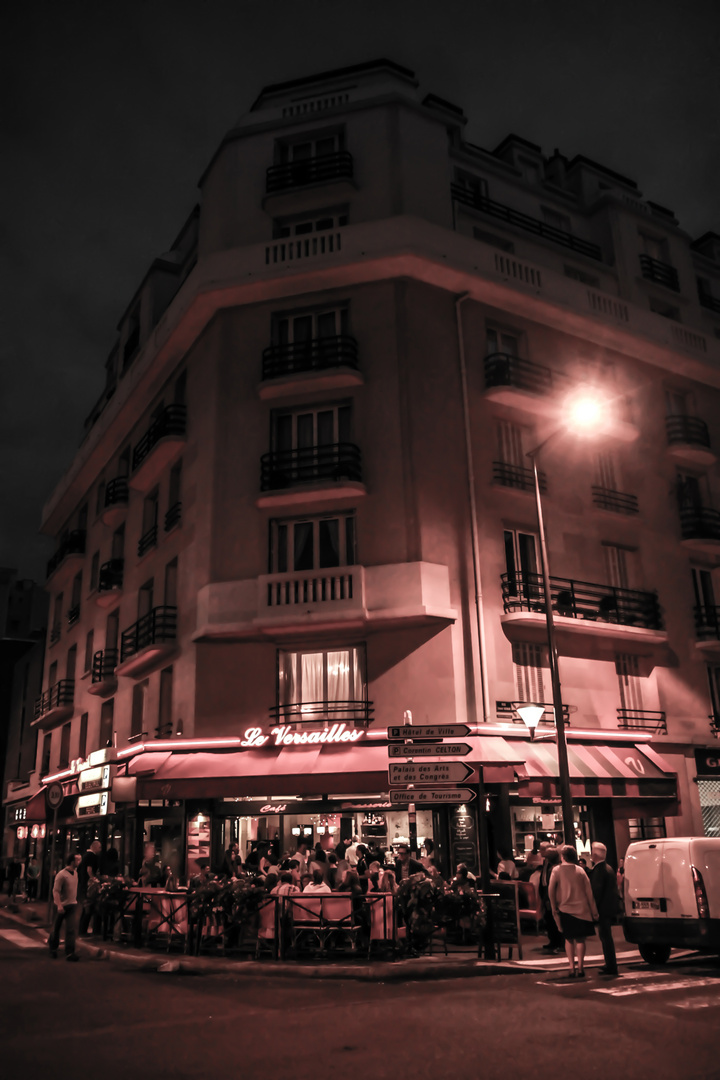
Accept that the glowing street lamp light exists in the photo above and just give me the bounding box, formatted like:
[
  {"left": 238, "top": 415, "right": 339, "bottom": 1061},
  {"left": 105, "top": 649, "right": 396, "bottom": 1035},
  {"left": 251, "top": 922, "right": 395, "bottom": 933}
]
[{"left": 517, "top": 704, "right": 545, "bottom": 740}]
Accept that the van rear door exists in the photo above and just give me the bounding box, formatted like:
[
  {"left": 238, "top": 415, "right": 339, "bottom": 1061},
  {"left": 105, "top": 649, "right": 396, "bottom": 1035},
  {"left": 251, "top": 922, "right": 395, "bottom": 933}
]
[
  {"left": 660, "top": 841, "right": 695, "bottom": 919},
  {"left": 625, "top": 842, "right": 665, "bottom": 918},
  {"left": 690, "top": 841, "right": 720, "bottom": 919}
]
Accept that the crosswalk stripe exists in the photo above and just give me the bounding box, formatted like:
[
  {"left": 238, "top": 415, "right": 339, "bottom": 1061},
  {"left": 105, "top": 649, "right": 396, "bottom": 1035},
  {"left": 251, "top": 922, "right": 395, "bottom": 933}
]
[
  {"left": 673, "top": 997, "right": 720, "bottom": 1009},
  {"left": 0, "top": 928, "right": 45, "bottom": 949},
  {"left": 593, "top": 976, "right": 720, "bottom": 997}
]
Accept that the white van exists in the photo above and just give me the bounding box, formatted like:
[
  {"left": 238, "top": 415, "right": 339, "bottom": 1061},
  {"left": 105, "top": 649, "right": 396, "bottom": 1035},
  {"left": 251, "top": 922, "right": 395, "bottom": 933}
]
[{"left": 623, "top": 837, "right": 720, "bottom": 963}]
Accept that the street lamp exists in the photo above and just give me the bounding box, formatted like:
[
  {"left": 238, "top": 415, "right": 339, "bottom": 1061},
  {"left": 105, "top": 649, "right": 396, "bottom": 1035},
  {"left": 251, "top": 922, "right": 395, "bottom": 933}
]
[
  {"left": 526, "top": 391, "right": 607, "bottom": 846},
  {"left": 517, "top": 704, "right": 545, "bottom": 740}
]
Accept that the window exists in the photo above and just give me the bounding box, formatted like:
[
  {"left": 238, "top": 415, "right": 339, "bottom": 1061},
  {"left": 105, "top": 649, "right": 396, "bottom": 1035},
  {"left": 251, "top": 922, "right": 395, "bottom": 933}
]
[
  {"left": 504, "top": 529, "right": 538, "bottom": 600},
  {"left": 677, "top": 471, "right": 709, "bottom": 511},
  {"left": 48, "top": 661, "right": 58, "bottom": 688},
  {"left": 41, "top": 734, "right": 52, "bottom": 777},
  {"left": 269, "top": 513, "right": 356, "bottom": 574},
  {"left": 164, "top": 559, "right": 178, "bottom": 607},
  {"left": 52, "top": 593, "right": 63, "bottom": 640},
  {"left": 603, "top": 543, "right": 637, "bottom": 590},
  {"left": 497, "top": 421, "right": 526, "bottom": 468},
  {"left": 79, "top": 713, "right": 88, "bottom": 760},
  {"left": 596, "top": 452, "right": 618, "bottom": 491},
  {"left": 273, "top": 307, "right": 348, "bottom": 346},
  {"left": 112, "top": 524, "right": 125, "bottom": 560},
  {"left": 541, "top": 207, "right": 572, "bottom": 233},
  {"left": 640, "top": 233, "right": 669, "bottom": 263},
  {"left": 168, "top": 460, "right": 182, "bottom": 516},
  {"left": 59, "top": 723, "right": 71, "bottom": 768},
  {"left": 83, "top": 630, "right": 94, "bottom": 674},
  {"left": 278, "top": 131, "right": 344, "bottom": 164},
  {"left": 628, "top": 818, "right": 666, "bottom": 841},
  {"left": 65, "top": 645, "right": 77, "bottom": 681},
  {"left": 707, "top": 663, "right": 720, "bottom": 725},
  {"left": 77, "top": 504, "right": 88, "bottom": 532},
  {"left": 69, "top": 572, "right": 82, "bottom": 620},
  {"left": 665, "top": 388, "right": 691, "bottom": 417},
  {"left": 473, "top": 228, "right": 514, "bottom": 253},
  {"left": 278, "top": 646, "right": 366, "bottom": 722},
  {"left": 99, "top": 699, "right": 114, "bottom": 750},
  {"left": 274, "top": 208, "right": 348, "bottom": 239},
  {"left": 174, "top": 370, "right": 187, "bottom": 406},
  {"left": 616, "top": 653, "right": 643, "bottom": 714},
  {"left": 158, "top": 667, "right": 173, "bottom": 738},
  {"left": 512, "top": 643, "right": 547, "bottom": 703},
  {"left": 519, "top": 159, "right": 541, "bottom": 185},
  {"left": 106, "top": 610, "right": 119, "bottom": 652},
  {"left": 454, "top": 169, "right": 488, "bottom": 201},
  {"left": 273, "top": 402, "right": 352, "bottom": 453},
  {"left": 139, "top": 491, "right": 159, "bottom": 554},
  {"left": 90, "top": 552, "right": 100, "bottom": 592},
  {"left": 139, "top": 579, "right": 154, "bottom": 618},
  {"left": 486, "top": 328, "right": 519, "bottom": 357},
  {"left": 96, "top": 481, "right": 106, "bottom": 517},
  {"left": 118, "top": 447, "right": 131, "bottom": 477},
  {"left": 692, "top": 567, "right": 716, "bottom": 611},
  {"left": 131, "top": 680, "right": 149, "bottom": 740},
  {"left": 123, "top": 310, "right": 140, "bottom": 370},
  {"left": 650, "top": 297, "right": 680, "bottom": 321}
]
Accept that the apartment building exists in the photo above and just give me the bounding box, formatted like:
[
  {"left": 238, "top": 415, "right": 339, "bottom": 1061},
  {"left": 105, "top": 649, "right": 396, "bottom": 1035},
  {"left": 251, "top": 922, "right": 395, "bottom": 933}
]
[{"left": 7, "top": 58, "right": 720, "bottom": 879}]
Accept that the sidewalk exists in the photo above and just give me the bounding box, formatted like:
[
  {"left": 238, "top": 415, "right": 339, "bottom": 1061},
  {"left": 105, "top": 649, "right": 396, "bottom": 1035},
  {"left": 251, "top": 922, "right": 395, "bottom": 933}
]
[{"left": 0, "top": 894, "right": 640, "bottom": 982}]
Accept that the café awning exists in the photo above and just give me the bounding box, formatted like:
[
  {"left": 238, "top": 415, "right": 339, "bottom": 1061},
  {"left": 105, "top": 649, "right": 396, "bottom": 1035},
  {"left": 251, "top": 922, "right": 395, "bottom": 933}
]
[
  {"left": 515, "top": 741, "right": 677, "bottom": 799},
  {"left": 128, "top": 735, "right": 524, "bottom": 800}
]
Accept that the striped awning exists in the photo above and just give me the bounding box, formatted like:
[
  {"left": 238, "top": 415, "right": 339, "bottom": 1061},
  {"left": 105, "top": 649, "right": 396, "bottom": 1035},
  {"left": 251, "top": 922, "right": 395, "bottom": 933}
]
[{"left": 515, "top": 741, "right": 676, "bottom": 799}]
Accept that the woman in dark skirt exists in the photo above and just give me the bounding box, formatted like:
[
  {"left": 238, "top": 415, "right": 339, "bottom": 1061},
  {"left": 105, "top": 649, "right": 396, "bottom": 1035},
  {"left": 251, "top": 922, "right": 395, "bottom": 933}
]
[{"left": 549, "top": 844, "right": 599, "bottom": 978}]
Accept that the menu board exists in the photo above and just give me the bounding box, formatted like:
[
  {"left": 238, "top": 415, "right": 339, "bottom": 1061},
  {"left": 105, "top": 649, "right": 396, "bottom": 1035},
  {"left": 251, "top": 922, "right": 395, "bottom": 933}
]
[
  {"left": 449, "top": 804, "right": 479, "bottom": 875},
  {"left": 490, "top": 881, "right": 521, "bottom": 954},
  {"left": 186, "top": 813, "right": 211, "bottom": 877}
]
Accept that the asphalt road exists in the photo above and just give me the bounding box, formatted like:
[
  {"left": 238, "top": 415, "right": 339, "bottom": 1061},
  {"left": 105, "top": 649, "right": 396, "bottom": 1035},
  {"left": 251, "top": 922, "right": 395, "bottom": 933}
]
[{"left": 2, "top": 913, "right": 720, "bottom": 1080}]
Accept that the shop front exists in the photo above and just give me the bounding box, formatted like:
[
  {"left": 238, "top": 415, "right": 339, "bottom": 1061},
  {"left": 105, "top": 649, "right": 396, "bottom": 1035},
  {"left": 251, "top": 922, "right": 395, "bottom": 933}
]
[{"left": 696, "top": 747, "right": 720, "bottom": 837}]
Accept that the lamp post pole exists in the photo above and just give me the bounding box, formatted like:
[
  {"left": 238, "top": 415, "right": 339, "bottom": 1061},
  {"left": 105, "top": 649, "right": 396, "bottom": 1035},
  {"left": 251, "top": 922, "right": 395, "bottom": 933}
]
[{"left": 529, "top": 451, "right": 576, "bottom": 847}]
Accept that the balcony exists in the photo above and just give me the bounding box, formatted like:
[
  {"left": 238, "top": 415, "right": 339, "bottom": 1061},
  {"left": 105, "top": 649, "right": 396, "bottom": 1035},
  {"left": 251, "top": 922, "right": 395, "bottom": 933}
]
[
  {"left": 679, "top": 506, "right": 720, "bottom": 554},
  {"left": 130, "top": 405, "right": 186, "bottom": 493},
  {"left": 96, "top": 558, "right": 124, "bottom": 608},
  {"left": 116, "top": 605, "right": 178, "bottom": 677},
  {"left": 88, "top": 648, "right": 118, "bottom": 697},
  {"left": 639, "top": 254, "right": 679, "bottom": 292},
  {"left": 33, "top": 679, "right": 74, "bottom": 728},
  {"left": 484, "top": 353, "right": 557, "bottom": 418},
  {"left": 591, "top": 486, "right": 639, "bottom": 515},
  {"left": 617, "top": 709, "right": 667, "bottom": 734},
  {"left": 165, "top": 502, "right": 182, "bottom": 532},
  {"left": 493, "top": 461, "right": 546, "bottom": 494},
  {"left": 137, "top": 524, "right": 158, "bottom": 559},
  {"left": 500, "top": 572, "right": 666, "bottom": 657},
  {"left": 265, "top": 151, "right": 354, "bottom": 196},
  {"left": 665, "top": 415, "right": 716, "bottom": 467},
  {"left": 46, "top": 530, "right": 86, "bottom": 582},
  {"left": 193, "top": 561, "right": 457, "bottom": 642},
  {"left": 67, "top": 604, "right": 80, "bottom": 628},
  {"left": 269, "top": 700, "right": 374, "bottom": 729},
  {"left": 257, "top": 443, "right": 365, "bottom": 509},
  {"left": 102, "top": 478, "right": 129, "bottom": 528},
  {"left": 259, "top": 336, "right": 362, "bottom": 399}
]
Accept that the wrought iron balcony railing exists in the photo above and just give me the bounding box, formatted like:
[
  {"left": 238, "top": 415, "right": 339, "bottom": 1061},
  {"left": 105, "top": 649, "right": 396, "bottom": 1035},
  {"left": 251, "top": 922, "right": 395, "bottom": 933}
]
[
  {"left": 266, "top": 151, "right": 354, "bottom": 194},
  {"left": 261, "top": 335, "right": 359, "bottom": 380},
  {"left": 493, "top": 461, "right": 546, "bottom": 493},
  {"left": 666, "top": 415, "right": 711, "bottom": 449},
  {"left": 679, "top": 505, "right": 720, "bottom": 543},
  {"left": 501, "top": 571, "right": 663, "bottom": 630},
  {"left": 120, "top": 605, "right": 177, "bottom": 664},
  {"left": 98, "top": 558, "right": 124, "bottom": 594},
  {"left": 132, "top": 405, "right": 187, "bottom": 474},
  {"left": 495, "top": 700, "right": 571, "bottom": 724},
  {"left": 137, "top": 525, "right": 158, "bottom": 558},
  {"left": 617, "top": 709, "right": 667, "bottom": 733},
  {"left": 34, "top": 679, "right": 74, "bottom": 721},
  {"left": 591, "top": 486, "right": 639, "bottom": 514},
  {"left": 92, "top": 648, "right": 118, "bottom": 683},
  {"left": 46, "top": 530, "right": 86, "bottom": 579},
  {"left": 104, "top": 477, "right": 129, "bottom": 510},
  {"left": 694, "top": 605, "right": 720, "bottom": 640},
  {"left": 451, "top": 183, "right": 603, "bottom": 260},
  {"left": 260, "top": 443, "right": 362, "bottom": 491},
  {"left": 484, "top": 352, "right": 556, "bottom": 396},
  {"left": 639, "top": 254, "right": 679, "bottom": 291},
  {"left": 165, "top": 502, "right": 182, "bottom": 532},
  {"left": 269, "top": 700, "right": 373, "bottom": 727}
]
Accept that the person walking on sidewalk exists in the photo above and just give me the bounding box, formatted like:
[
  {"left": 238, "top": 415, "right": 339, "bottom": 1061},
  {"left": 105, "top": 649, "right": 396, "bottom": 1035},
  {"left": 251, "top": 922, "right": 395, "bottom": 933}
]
[
  {"left": 49, "top": 853, "right": 81, "bottom": 961},
  {"left": 549, "top": 845, "right": 599, "bottom": 979},
  {"left": 590, "top": 841, "right": 620, "bottom": 976},
  {"left": 538, "top": 845, "right": 564, "bottom": 954}
]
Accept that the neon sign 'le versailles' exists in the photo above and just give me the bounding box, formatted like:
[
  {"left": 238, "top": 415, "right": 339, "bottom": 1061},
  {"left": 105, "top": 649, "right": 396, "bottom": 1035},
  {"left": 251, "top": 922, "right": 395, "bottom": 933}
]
[{"left": 241, "top": 724, "right": 364, "bottom": 748}]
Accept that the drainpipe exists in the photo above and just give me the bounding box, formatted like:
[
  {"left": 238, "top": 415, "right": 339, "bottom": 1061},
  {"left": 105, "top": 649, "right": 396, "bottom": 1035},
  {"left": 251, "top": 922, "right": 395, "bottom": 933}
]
[{"left": 455, "top": 293, "right": 491, "bottom": 725}]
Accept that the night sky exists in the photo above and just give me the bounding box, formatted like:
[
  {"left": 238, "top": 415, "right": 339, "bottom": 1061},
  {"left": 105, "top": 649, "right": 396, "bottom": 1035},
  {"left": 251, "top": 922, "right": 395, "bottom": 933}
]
[{"left": 3, "top": 0, "right": 719, "bottom": 582}]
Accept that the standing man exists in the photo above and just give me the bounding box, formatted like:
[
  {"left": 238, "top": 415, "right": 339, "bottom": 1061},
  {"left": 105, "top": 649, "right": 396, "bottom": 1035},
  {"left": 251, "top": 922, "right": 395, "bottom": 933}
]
[
  {"left": 590, "top": 841, "right": 620, "bottom": 976},
  {"left": 538, "top": 845, "right": 564, "bottom": 954},
  {"left": 49, "top": 853, "right": 81, "bottom": 960},
  {"left": 78, "top": 840, "right": 102, "bottom": 936}
]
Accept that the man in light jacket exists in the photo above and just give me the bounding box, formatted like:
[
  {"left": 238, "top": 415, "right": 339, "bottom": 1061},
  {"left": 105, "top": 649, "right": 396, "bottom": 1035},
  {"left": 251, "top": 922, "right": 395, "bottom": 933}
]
[{"left": 49, "top": 853, "right": 81, "bottom": 961}]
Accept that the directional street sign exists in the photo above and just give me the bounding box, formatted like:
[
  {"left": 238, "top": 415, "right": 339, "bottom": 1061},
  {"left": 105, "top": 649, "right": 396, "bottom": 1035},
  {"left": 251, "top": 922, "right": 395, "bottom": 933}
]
[
  {"left": 387, "top": 742, "right": 472, "bottom": 758},
  {"left": 387, "top": 724, "right": 471, "bottom": 742},
  {"left": 389, "top": 788, "right": 476, "bottom": 806},
  {"left": 388, "top": 762, "right": 475, "bottom": 786}
]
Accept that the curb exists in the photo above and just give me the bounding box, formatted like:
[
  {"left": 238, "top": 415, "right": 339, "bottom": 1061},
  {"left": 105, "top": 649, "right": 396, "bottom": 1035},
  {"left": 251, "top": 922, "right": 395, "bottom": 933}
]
[{"left": 75, "top": 939, "right": 535, "bottom": 981}]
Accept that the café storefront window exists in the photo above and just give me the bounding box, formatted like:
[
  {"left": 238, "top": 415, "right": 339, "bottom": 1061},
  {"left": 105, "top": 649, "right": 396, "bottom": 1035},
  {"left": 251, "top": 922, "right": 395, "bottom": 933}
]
[{"left": 510, "top": 802, "right": 591, "bottom": 864}]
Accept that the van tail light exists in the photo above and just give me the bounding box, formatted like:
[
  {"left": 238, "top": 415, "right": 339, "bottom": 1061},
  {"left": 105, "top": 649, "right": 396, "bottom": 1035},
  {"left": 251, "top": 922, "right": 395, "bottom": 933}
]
[{"left": 691, "top": 865, "right": 709, "bottom": 919}]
